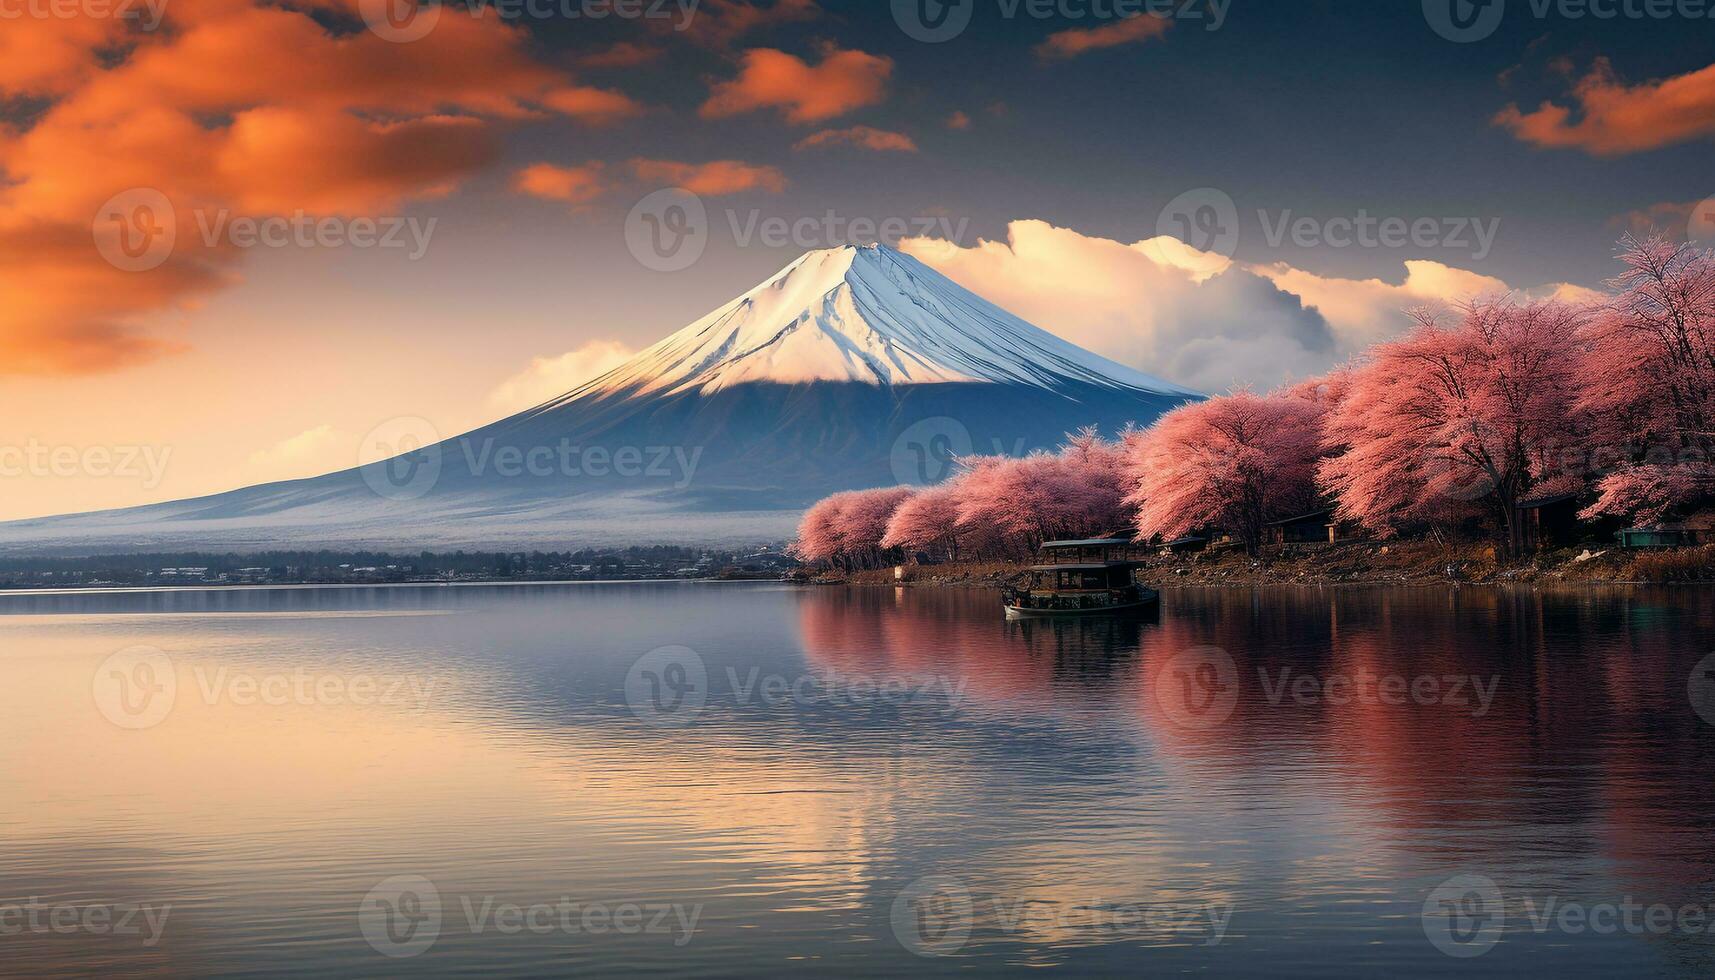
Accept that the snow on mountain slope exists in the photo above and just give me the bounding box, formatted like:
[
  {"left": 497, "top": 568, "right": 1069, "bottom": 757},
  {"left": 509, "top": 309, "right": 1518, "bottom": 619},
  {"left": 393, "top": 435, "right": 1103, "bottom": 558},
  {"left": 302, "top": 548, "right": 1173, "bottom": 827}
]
[{"left": 538, "top": 243, "right": 1199, "bottom": 403}]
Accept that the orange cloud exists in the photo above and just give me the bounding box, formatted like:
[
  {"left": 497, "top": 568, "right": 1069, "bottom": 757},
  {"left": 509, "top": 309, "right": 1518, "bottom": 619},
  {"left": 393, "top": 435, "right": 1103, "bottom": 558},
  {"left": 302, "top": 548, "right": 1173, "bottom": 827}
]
[
  {"left": 700, "top": 45, "right": 893, "bottom": 124},
  {"left": 0, "top": 1, "right": 581, "bottom": 376},
  {"left": 540, "top": 85, "right": 646, "bottom": 125},
  {"left": 1494, "top": 57, "right": 1715, "bottom": 155},
  {"left": 628, "top": 158, "right": 787, "bottom": 195},
  {"left": 1611, "top": 199, "right": 1699, "bottom": 236},
  {"left": 793, "top": 126, "right": 917, "bottom": 152},
  {"left": 512, "top": 162, "right": 611, "bottom": 206},
  {"left": 1035, "top": 14, "right": 1172, "bottom": 61},
  {"left": 947, "top": 111, "right": 972, "bottom": 130}
]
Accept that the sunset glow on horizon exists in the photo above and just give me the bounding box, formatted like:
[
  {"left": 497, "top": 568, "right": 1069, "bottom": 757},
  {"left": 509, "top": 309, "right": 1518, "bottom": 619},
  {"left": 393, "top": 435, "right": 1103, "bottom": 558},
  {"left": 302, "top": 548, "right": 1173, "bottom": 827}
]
[{"left": 1, "top": 0, "right": 1711, "bottom": 522}]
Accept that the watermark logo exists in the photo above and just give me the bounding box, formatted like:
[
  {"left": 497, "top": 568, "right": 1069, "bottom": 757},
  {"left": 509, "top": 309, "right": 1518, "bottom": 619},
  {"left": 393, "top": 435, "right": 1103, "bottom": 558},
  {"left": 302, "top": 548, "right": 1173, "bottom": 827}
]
[
  {"left": 1423, "top": 0, "right": 1505, "bottom": 41},
  {"left": 891, "top": 0, "right": 973, "bottom": 42},
  {"left": 1153, "top": 645, "right": 1239, "bottom": 731},
  {"left": 360, "top": 0, "right": 441, "bottom": 41},
  {"left": 359, "top": 417, "right": 444, "bottom": 501},
  {"left": 0, "top": 440, "right": 172, "bottom": 488},
  {"left": 358, "top": 877, "right": 702, "bottom": 957},
  {"left": 93, "top": 188, "right": 176, "bottom": 272},
  {"left": 1689, "top": 652, "right": 1715, "bottom": 727},
  {"left": 891, "top": 417, "right": 974, "bottom": 485},
  {"left": 625, "top": 645, "right": 709, "bottom": 728},
  {"left": 1423, "top": 874, "right": 1505, "bottom": 956},
  {"left": 0, "top": 0, "right": 168, "bottom": 29},
  {"left": 1690, "top": 195, "right": 1715, "bottom": 249},
  {"left": 1157, "top": 188, "right": 1240, "bottom": 259},
  {"left": 891, "top": 875, "right": 974, "bottom": 956},
  {"left": 626, "top": 188, "right": 709, "bottom": 272},
  {"left": 0, "top": 899, "right": 172, "bottom": 947},
  {"left": 93, "top": 646, "right": 178, "bottom": 730},
  {"left": 360, "top": 875, "right": 443, "bottom": 958}
]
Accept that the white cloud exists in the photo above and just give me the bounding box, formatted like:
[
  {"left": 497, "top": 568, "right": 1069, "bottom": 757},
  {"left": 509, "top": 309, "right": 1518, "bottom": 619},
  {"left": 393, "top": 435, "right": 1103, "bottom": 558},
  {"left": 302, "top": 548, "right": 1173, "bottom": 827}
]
[
  {"left": 490, "top": 340, "right": 636, "bottom": 413},
  {"left": 246, "top": 425, "right": 351, "bottom": 483},
  {"left": 903, "top": 220, "right": 1587, "bottom": 393}
]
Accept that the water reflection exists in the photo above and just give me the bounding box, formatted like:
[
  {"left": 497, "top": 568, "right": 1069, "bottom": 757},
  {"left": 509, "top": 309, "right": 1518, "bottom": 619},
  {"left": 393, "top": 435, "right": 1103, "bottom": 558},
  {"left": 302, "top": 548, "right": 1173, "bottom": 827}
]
[{"left": 1, "top": 583, "right": 1713, "bottom": 976}]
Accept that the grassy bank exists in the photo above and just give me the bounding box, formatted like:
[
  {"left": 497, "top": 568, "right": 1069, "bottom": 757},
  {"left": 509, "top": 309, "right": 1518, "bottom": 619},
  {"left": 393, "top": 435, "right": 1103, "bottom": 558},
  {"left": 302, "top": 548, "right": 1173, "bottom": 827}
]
[{"left": 797, "top": 541, "right": 1715, "bottom": 588}]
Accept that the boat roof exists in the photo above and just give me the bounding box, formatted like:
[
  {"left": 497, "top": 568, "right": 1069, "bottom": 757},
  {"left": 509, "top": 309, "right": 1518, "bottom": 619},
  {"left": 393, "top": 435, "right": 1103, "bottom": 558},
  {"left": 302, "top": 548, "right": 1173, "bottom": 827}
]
[
  {"left": 1031, "top": 562, "right": 1139, "bottom": 571},
  {"left": 1040, "top": 538, "right": 1134, "bottom": 548}
]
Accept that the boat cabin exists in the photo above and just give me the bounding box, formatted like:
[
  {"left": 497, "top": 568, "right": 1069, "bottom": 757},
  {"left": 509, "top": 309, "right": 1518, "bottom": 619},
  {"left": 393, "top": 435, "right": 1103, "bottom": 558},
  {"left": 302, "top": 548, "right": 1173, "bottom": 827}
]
[{"left": 1020, "top": 538, "right": 1147, "bottom": 594}]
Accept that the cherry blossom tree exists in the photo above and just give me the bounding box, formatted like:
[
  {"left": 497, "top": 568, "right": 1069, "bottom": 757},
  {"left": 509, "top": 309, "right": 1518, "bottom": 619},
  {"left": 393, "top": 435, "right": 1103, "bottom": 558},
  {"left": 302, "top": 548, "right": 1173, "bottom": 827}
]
[
  {"left": 790, "top": 487, "right": 913, "bottom": 570},
  {"left": 880, "top": 483, "right": 964, "bottom": 560},
  {"left": 836, "top": 486, "right": 915, "bottom": 568},
  {"left": 1318, "top": 300, "right": 1587, "bottom": 553},
  {"left": 954, "top": 429, "right": 1134, "bottom": 550},
  {"left": 1577, "top": 236, "right": 1715, "bottom": 524},
  {"left": 1126, "top": 389, "right": 1324, "bottom": 554}
]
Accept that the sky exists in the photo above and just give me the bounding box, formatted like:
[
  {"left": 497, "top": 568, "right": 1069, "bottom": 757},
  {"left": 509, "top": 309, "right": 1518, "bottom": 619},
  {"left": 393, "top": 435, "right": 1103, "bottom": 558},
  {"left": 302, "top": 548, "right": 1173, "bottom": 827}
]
[{"left": 1, "top": 0, "right": 1712, "bottom": 521}]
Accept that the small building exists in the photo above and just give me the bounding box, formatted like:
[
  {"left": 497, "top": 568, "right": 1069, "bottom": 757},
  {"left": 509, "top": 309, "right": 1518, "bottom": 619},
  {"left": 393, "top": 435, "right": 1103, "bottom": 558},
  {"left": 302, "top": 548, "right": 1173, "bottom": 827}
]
[
  {"left": 1617, "top": 525, "right": 1709, "bottom": 548},
  {"left": 1516, "top": 493, "right": 1582, "bottom": 552},
  {"left": 1161, "top": 535, "right": 1208, "bottom": 554},
  {"left": 1265, "top": 508, "right": 1335, "bottom": 546}
]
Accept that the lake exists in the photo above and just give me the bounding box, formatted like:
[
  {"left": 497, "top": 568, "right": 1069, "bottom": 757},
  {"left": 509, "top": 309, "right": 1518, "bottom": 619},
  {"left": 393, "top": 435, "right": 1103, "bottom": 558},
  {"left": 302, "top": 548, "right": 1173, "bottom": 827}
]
[{"left": 3, "top": 582, "right": 1715, "bottom": 977}]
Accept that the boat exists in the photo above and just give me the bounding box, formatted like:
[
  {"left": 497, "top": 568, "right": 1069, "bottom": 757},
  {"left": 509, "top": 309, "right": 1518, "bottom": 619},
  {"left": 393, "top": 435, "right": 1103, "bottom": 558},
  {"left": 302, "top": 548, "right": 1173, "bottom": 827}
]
[{"left": 1002, "top": 538, "right": 1160, "bottom": 619}]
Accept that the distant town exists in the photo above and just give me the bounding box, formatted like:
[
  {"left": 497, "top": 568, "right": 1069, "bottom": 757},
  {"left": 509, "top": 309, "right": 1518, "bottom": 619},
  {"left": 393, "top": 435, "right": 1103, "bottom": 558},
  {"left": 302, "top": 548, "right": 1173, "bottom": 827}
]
[{"left": 0, "top": 546, "right": 799, "bottom": 590}]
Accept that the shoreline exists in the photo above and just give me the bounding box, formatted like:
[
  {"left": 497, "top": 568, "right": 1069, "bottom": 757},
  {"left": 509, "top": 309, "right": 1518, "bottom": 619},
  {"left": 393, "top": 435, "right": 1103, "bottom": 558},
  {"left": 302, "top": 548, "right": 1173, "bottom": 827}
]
[{"left": 810, "top": 540, "right": 1715, "bottom": 589}]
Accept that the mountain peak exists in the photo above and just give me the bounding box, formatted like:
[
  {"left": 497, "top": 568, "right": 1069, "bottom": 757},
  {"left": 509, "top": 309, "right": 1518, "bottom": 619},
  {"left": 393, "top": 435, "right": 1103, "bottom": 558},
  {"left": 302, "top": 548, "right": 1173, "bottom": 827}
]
[{"left": 556, "top": 241, "right": 1198, "bottom": 405}]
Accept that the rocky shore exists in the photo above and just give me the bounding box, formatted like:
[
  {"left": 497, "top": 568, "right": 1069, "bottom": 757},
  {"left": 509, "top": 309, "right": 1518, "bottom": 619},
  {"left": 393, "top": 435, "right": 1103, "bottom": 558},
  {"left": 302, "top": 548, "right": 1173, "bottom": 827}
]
[{"left": 800, "top": 541, "right": 1715, "bottom": 588}]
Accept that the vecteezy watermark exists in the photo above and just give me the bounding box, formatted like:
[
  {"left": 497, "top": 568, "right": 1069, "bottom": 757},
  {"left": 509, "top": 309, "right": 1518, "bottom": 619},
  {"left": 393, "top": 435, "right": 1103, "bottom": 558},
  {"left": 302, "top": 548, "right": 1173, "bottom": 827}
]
[
  {"left": 1422, "top": 875, "right": 1506, "bottom": 957},
  {"left": 623, "top": 645, "right": 970, "bottom": 728},
  {"left": 892, "top": 417, "right": 975, "bottom": 485},
  {"left": 1424, "top": 0, "right": 1715, "bottom": 42},
  {"left": 1152, "top": 646, "right": 1241, "bottom": 731},
  {"left": 1422, "top": 873, "right": 1715, "bottom": 957},
  {"left": 361, "top": 0, "right": 697, "bottom": 42},
  {"left": 624, "top": 188, "right": 970, "bottom": 272},
  {"left": 359, "top": 417, "right": 445, "bottom": 502},
  {"left": 1689, "top": 652, "right": 1715, "bottom": 727},
  {"left": 890, "top": 875, "right": 1233, "bottom": 957},
  {"left": 1150, "top": 647, "right": 1501, "bottom": 732},
  {"left": 0, "top": 0, "right": 166, "bottom": 27},
  {"left": 0, "top": 440, "right": 172, "bottom": 489},
  {"left": 0, "top": 899, "right": 172, "bottom": 947},
  {"left": 1156, "top": 189, "right": 1500, "bottom": 260},
  {"left": 92, "top": 646, "right": 445, "bottom": 730},
  {"left": 890, "top": 418, "right": 1032, "bottom": 486},
  {"left": 890, "top": 0, "right": 1228, "bottom": 43},
  {"left": 93, "top": 189, "right": 436, "bottom": 272},
  {"left": 358, "top": 875, "right": 703, "bottom": 958},
  {"left": 1690, "top": 195, "right": 1715, "bottom": 248},
  {"left": 1257, "top": 667, "right": 1500, "bottom": 716},
  {"left": 356, "top": 418, "right": 705, "bottom": 502}
]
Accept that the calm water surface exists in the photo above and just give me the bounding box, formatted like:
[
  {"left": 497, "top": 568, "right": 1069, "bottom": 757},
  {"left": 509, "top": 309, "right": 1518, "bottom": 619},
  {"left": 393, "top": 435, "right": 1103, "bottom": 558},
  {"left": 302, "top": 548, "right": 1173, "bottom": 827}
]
[{"left": 3, "top": 582, "right": 1715, "bottom": 977}]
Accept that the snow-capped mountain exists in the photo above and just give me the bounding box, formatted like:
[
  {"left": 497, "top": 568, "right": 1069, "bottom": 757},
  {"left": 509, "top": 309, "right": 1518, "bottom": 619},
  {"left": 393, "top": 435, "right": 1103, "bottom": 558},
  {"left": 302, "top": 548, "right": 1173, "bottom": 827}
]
[
  {"left": 558, "top": 243, "right": 1197, "bottom": 398},
  {"left": 0, "top": 244, "right": 1198, "bottom": 553}
]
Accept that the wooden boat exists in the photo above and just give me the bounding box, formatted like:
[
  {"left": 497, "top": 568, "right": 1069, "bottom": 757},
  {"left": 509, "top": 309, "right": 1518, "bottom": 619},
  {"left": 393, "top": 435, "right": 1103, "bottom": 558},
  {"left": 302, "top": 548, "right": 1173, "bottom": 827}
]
[{"left": 1002, "top": 538, "right": 1160, "bottom": 619}]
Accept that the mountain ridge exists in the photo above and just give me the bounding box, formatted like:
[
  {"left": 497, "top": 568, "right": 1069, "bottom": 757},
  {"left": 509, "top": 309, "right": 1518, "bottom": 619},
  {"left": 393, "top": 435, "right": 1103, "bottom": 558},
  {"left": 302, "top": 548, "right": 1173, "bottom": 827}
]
[{"left": 0, "top": 244, "right": 1199, "bottom": 553}]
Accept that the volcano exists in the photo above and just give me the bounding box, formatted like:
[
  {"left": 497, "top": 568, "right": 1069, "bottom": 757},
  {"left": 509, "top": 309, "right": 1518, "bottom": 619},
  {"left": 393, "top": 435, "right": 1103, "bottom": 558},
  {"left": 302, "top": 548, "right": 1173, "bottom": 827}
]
[{"left": 0, "top": 244, "right": 1198, "bottom": 552}]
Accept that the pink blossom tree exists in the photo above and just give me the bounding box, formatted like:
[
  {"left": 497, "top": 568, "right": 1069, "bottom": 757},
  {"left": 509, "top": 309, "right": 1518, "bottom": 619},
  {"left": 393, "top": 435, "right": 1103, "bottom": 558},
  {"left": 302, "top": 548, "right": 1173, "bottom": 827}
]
[
  {"left": 881, "top": 483, "right": 964, "bottom": 560},
  {"left": 1577, "top": 236, "right": 1715, "bottom": 524},
  {"left": 954, "top": 429, "right": 1134, "bottom": 551},
  {"left": 790, "top": 487, "right": 913, "bottom": 570},
  {"left": 1126, "top": 389, "right": 1324, "bottom": 554},
  {"left": 836, "top": 486, "right": 915, "bottom": 568},
  {"left": 1318, "top": 300, "right": 1587, "bottom": 553}
]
